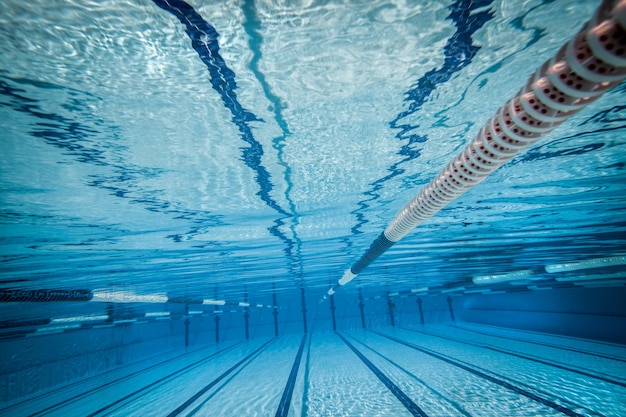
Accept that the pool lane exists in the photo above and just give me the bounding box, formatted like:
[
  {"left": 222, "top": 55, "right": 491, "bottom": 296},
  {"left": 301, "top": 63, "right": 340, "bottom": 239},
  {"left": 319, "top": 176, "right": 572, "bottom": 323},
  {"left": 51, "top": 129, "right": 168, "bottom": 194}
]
[
  {"left": 302, "top": 332, "right": 414, "bottom": 417},
  {"left": 90, "top": 338, "right": 272, "bottom": 417},
  {"left": 348, "top": 330, "right": 578, "bottom": 417},
  {"left": 2, "top": 342, "right": 241, "bottom": 417},
  {"left": 337, "top": 333, "right": 428, "bottom": 417},
  {"left": 372, "top": 328, "right": 626, "bottom": 417},
  {"left": 275, "top": 335, "right": 307, "bottom": 417},
  {"left": 401, "top": 326, "right": 626, "bottom": 388},
  {"left": 103, "top": 338, "right": 275, "bottom": 416},
  {"left": 183, "top": 334, "right": 304, "bottom": 417},
  {"left": 341, "top": 332, "right": 472, "bottom": 417},
  {"left": 7, "top": 327, "right": 625, "bottom": 415},
  {"left": 1, "top": 344, "right": 193, "bottom": 415}
]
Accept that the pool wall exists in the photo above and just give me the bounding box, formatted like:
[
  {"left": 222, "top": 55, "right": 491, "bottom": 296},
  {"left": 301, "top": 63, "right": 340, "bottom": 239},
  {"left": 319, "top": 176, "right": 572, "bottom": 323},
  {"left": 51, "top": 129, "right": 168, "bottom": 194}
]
[
  {"left": 459, "top": 286, "right": 626, "bottom": 344},
  {"left": 1, "top": 288, "right": 624, "bottom": 406}
]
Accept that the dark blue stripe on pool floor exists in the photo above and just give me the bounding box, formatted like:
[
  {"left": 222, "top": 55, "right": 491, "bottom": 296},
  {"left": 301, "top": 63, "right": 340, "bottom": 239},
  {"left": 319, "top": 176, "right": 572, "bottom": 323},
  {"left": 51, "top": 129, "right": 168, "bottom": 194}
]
[
  {"left": 401, "top": 327, "right": 626, "bottom": 388},
  {"left": 345, "top": 333, "right": 472, "bottom": 417},
  {"left": 275, "top": 335, "right": 307, "bottom": 417},
  {"left": 84, "top": 342, "right": 242, "bottom": 417},
  {"left": 337, "top": 333, "right": 429, "bottom": 417},
  {"left": 372, "top": 330, "right": 588, "bottom": 417},
  {"left": 25, "top": 343, "right": 240, "bottom": 416},
  {"left": 166, "top": 338, "right": 275, "bottom": 417},
  {"left": 183, "top": 339, "right": 275, "bottom": 417}
]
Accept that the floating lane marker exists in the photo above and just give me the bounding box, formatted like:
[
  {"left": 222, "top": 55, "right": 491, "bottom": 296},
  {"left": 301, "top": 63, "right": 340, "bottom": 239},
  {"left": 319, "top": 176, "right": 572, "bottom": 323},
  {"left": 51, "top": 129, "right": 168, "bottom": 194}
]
[
  {"left": 472, "top": 269, "right": 534, "bottom": 285},
  {"left": 202, "top": 299, "right": 226, "bottom": 306},
  {"left": 324, "top": 0, "right": 626, "bottom": 300},
  {"left": 0, "top": 289, "right": 93, "bottom": 302},
  {"left": 50, "top": 314, "right": 109, "bottom": 323},
  {"left": 545, "top": 255, "right": 626, "bottom": 273},
  {"left": 91, "top": 290, "right": 168, "bottom": 303}
]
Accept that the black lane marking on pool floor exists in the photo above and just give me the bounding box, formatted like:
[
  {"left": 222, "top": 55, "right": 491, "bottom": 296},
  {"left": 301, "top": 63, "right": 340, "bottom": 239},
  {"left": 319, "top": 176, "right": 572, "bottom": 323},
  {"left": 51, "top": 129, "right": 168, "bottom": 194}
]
[
  {"left": 85, "top": 341, "right": 245, "bottom": 417},
  {"left": 345, "top": 333, "right": 472, "bottom": 417},
  {"left": 24, "top": 344, "right": 238, "bottom": 417},
  {"left": 166, "top": 338, "right": 276, "bottom": 417},
  {"left": 275, "top": 335, "right": 307, "bottom": 417},
  {"left": 402, "top": 327, "right": 626, "bottom": 388},
  {"left": 337, "top": 333, "right": 430, "bottom": 417},
  {"left": 183, "top": 338, "right": 276, "bottom": 417},
  {"left": 451, "top": 324, "right": 626, "bottom": 363},
  {"left": 300, "top": 331, "right": 314, "bottom": 417},
  {"left": 7, "top": 345, "right": 176, "bottom": 415},
  {"left": 372, "top": 331, "right": 588, "bottom": 417}
]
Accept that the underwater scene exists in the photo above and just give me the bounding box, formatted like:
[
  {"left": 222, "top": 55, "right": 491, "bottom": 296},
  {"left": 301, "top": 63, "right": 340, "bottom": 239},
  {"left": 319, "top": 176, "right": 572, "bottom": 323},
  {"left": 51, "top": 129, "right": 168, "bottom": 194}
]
[{"left": 1, "top": 0, "right": 625, "bottom": 415}]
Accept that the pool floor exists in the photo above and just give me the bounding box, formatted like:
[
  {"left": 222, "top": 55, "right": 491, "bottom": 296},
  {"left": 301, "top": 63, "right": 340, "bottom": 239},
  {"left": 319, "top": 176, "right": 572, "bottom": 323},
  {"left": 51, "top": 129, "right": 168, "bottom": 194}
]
[{"left": 2, "top": 324, "right": 625, "bottom": 417}]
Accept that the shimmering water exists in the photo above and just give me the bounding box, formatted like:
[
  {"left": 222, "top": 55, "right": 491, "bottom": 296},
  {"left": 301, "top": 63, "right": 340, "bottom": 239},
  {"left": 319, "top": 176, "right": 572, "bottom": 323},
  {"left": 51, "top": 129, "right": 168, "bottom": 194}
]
[{"left": 1, "top": 0, "right": 625, "bottom": 415}]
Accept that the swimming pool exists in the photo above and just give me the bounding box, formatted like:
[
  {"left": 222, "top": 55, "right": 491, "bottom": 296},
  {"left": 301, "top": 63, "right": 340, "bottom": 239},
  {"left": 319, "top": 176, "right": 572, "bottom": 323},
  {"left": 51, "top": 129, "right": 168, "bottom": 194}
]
[{"left": 1, "top": 0, "right": 625, "bottom": 415}]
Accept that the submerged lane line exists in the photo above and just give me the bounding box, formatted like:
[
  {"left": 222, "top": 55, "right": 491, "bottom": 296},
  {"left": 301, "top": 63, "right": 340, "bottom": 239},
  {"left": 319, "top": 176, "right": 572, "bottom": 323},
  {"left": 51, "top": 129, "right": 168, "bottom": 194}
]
[
  {"left": 371, "top": 330, "right": 590, "bottom": 417},
  {"left": 300, "top": 332, "right": 313, "bottom": 417},
  {"left": 25, "top": 343, "right": 232, "bottom": 416},
  {"left": 86, "top": 342, "right": 242, "bottom": 417},
  {"left": 344, "top": 333, "right": 472, "bottom": 417},
  {"left": 165, "top": 338, "right": 276, "bottom": 417},
  {"left": 401, "top": 327, "right": 626, "bottom": 388},
  {"left": 275, "top": 335, "right": 307, "bottom": 417},
  {"left": 184, "top": 338, "right": 275, "bottom": 417},
  {"left": 336, "top": 333, "right": 430, "bottom": 417}
]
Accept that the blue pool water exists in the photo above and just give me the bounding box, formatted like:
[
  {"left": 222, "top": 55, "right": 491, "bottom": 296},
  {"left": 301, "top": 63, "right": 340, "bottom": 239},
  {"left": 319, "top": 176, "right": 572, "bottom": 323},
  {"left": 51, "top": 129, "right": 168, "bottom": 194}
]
[{"left": 1, "top": 0, "right": 626, "bottom": 415}]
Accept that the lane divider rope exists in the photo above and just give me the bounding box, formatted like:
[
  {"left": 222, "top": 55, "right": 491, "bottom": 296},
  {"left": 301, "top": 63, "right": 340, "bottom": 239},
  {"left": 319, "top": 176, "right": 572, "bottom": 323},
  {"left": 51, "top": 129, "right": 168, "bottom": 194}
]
[{"left": 324, "top": 0, "right": 626, "bottom": 300}]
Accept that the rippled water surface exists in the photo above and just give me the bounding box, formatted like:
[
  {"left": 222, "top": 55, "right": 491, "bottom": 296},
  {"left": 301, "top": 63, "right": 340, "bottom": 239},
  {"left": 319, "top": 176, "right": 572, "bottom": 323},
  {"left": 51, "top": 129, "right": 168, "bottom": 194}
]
[
  {"left": 2, "top": 0, "right": 624, "bottom": 303},
  {"left": 1, "top": 0, "right": 626, "bottom": 415}
]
